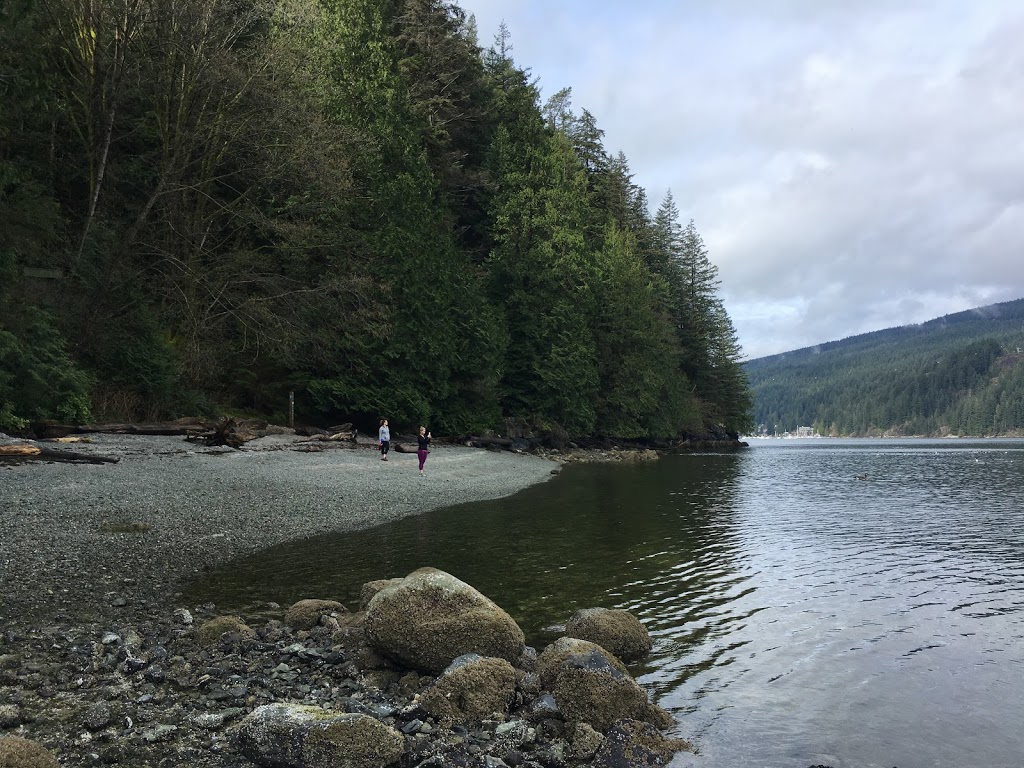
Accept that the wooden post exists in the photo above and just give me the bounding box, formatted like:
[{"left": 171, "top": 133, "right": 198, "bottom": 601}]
[{"left": 289, "top": 391, "right": 295, "bottom": 429}]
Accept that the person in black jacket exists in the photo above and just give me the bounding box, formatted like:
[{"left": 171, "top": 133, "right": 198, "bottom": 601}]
[{"left": 417, "top": 425, "right": 431, "bottom": 476}]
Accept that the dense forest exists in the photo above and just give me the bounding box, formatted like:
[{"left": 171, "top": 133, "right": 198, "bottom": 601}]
[
  {"left": 0, "top": 0, "right": 751, "bottom": 440},
  {"left": 745, "top": 299, "right": 1024, "bottom": 437}
]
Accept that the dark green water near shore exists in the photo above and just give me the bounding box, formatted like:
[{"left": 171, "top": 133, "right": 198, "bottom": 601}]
[{"left": 186, "top": 439, "right": 1024, "bottom": 767}]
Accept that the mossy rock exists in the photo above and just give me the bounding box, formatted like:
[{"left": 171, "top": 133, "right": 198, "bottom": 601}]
[
  {"left": 364, "top": 568, "right": 525, "bottom": 674},
  {"left": 0, "top": 736, "right": 59, "bottom": 768},
  {"left": 536, "top": 637, "right": 627, "bottom": 690},
  {"left": 551, "top": 651, "right": 649, "bottom": 731},
  {"left": 233, "top": 704, "right": 403, "bottom": 768},
  {"left": 592, "top": 718, "right": 691, "bottom": 767},
  {"left": 359, "top": 579, "right": 402, "bottom": 611},
  {"left": 565, "top": 608, "right": 652, "bottom": 662},
  {"left": 285, "top": 599, "right": 347, "bottom": 631},
  {"left": 420, "top": 654, "right": 517, "bottom": 723},
  {"left": 302, "top": 714, "right": 404, "bottom": 768},
  {"left": 196, "top": 615, "right": 255, "bottom": 648},
  {"left": 570, "top": 722, "right": 604, "bottom": 760}
]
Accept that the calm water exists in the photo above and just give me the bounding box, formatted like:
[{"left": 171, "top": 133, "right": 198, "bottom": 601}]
[{"left": 185, "top": 439, "right": 1024, "bottom": 767}]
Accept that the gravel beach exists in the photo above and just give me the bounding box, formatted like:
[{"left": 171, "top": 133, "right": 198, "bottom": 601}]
[
  {"left": 0, "top": 435, "right": 694, "bottom": 768},
  {"left": 0, "top": 433, "right": 557, "bottom": 628}
]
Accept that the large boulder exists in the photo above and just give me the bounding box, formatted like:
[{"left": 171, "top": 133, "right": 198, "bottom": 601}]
[
  {"left": 550, "top": 650, "right": 648, "bottom": 731},
  {"left": 285, "top": 599, "right": 347, "bottom": 631},
  {"left": 565, "top": 608, "right": 652, "bottom": 662},
  {"left": 536, "top": 637, "right": 627, "bottom": 689},
  {"left": 0, "top": 736, "right": 59, "bottom": 768},
  {"left": 592, "top": 718, "right": 691, "bottom": 767},
  {"left": 232, "top": 704, "right": 403, "bottom": 768},
  {"left": 420, "top": 654, "right": 517, "bottom": 723},
  {"left": 364, "top": 568, "right": 525, "bottom": 674},
  {"left": 548, "top": 650, "right": 673, "bottom": 732}
]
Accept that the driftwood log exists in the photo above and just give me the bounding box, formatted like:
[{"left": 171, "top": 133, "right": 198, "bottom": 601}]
[
  {"left": 0, "top": 444, "right": 119, "bottom": 464},
  {"left": 33, "top": 418, "right": 213, "bottom": 440},
  {"left": 201, "top": 418, "right": 270, "bottom": 449},
  {"left": 466, "top": 436, "right": 513, "bottom": 448}
]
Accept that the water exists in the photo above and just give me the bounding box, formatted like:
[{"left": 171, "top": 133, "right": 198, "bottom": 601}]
[{"left": 184, "top": 439, "right": 1024, "bottom": 767}]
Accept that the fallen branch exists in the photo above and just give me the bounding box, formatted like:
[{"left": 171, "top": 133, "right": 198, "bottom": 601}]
[{"left": 0, "top": 444, "right": 119, "bottom": 465}]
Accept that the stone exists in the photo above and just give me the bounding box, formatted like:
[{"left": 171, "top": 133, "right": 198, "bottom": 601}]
[
  {"left": 564, "top": 608, "right": 652, "bottom": 662},
  {"left": 536, "top": 637, "right": 627, "bottom": 690},
  {"left": 592, "top": 718, "right": 692, "bottom": 768},
  {"left": 570, "top": 722, "right": 603, "bottom": 760},
  {"left": 0, "top": 735, "right": 59, "bottom": 768},
  {"left": 364, "top": 568, "right": 525, "bottom": 674},
  {"left": 285, "top": 599, "right": 348, "bottom": 631},
  {"left": 550, "top": 651, "right": 649, "bottom": 731},
  {"left": 359, "top": 579, "right": 403, "bottom": 610},
  {"left": 233, "top": 703, "right": 404, "bottom": 768},
  {"left": 420, "top": 654, "right": 517, "bottom": 723},
  {"left": 83, "top": 702, "right": 114, "bottom": 731},
  {"left": 195, "top": 616, "right": 256, "bottom": 648},
  {"left": 0, "top": 704, "right": 21, "bottom": 729}
]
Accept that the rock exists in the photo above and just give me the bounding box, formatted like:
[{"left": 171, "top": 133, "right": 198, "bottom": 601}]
[
  {"left": 141, "top": 723, "right": 177, "bottom": 743},
  {"left": 420, "top": 654, "right": 517, "bottom": 723},
  {"left": 195, "top": 616, "right": 256, "bottom": 648},
  {"left": 0, "top": 704, "right": 21, "bottom": 729},
  {"left": 564, "top": 608, "right": 652, "bottom": 662},
  {"left": 285, "top": 599, "right": 348, "bottom": 631},
  {"left": 173, "top": 608, "right": 194, "bottom": 626},
  {"left": 550, "top": 650, "right": 650, "bottom": 731},
  {"left": 0, "top": 735, "right": 59, "bottom": 767},
  {"left": 83, "top": 701, "right": 114, "bottom": 731},
  {"left": 570, "top": 722, "right": 604, "bottom": 760},
  {"left": 359, "top": 579, "right": 403, "bottom": 610},
  {"left": 536, "top": 637, "right": 627, "bottom": 690},
  {"left": 232, "top": 703, "right": 404, "bottom": 768},
  {"left": 364, "top": 568, "right": 525, "bottom": 674},
  {"left": 591, "top": 718, "right": 691, "bottom": 768}
]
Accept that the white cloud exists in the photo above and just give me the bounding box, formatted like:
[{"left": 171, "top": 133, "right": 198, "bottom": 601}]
[{"left": 458, "top": 1, "right": 1024, "bottom": 359}]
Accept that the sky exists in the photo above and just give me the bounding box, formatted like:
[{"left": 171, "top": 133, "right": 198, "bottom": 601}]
[{"left": 456, "top": 0, "right": 1024, "bottom": 359}]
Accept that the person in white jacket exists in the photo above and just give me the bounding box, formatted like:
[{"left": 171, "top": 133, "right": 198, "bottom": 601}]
[{"left": 378, "top": 419, "right": 391, "bottom": 461}]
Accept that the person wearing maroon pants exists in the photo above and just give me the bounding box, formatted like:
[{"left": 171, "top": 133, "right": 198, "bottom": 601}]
[{"left": 417, "top": 426, "right": 431, "bottom": 476}]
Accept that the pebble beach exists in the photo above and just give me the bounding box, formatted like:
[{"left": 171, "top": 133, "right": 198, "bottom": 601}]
[
  {"left": 0, "top": 434, "right": 695, "bottom": 768},
  {"left": 0, "top": 433, "right": 557, "bottom": 628}
]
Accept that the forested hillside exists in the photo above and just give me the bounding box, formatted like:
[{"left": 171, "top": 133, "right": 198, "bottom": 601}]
[
  {"left": 0, "top": 0, "right": 751, "bottom": 439},
  {"left": 745, "top": 299, "right": 1024, "bottom": 436}
]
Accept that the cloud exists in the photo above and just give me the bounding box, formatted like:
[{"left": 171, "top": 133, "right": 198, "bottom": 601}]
[{"left": 458, "top": 1, "right": 1024, "bottom": 359}]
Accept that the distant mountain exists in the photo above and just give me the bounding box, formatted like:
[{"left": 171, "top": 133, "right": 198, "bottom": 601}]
[{"left": 743, "top": 298, "right": 1024, "bottom": 437}]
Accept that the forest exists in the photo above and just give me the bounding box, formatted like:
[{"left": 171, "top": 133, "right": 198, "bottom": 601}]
[
  {"left": 745, "top": 298, "right": 1024, "bottom": 437},
  {"left": 0, "top": 0, "right": 752, "bottom": 440}
]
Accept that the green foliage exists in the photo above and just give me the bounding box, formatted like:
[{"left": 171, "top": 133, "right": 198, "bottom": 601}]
[
  {"left": 0, "top": 308, "right": 92, "bottom": 431},
  {"left": 746, "top": 300, "right": 1024, "bottom": 436},
  {"left": 0, "top": 0, "right": 752, "bottom": 439}
]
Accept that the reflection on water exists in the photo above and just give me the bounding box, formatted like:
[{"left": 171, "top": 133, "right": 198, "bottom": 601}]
[{"left": 185, "top": 439, "right": 1024, "bottom": 767}]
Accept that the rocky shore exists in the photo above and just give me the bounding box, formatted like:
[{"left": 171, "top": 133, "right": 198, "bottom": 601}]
[
  {"left": 0, "top": 433, "right": 692, "bottom": 767},
  {"left": 1, "top": 564, "right": 690, "bottom": 768}
]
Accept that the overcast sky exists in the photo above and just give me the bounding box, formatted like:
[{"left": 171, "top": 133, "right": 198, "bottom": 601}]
[{"left": 457, "top": 0, "right": 1024, "bottom": 359}]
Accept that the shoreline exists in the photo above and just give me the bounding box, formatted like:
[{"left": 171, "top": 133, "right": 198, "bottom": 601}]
[
  {"left": 0, "top": 433, "right": 558, "bottom": 630},
  {"left": 0, "top": 435, "right": 695, "bottom": 768}
]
